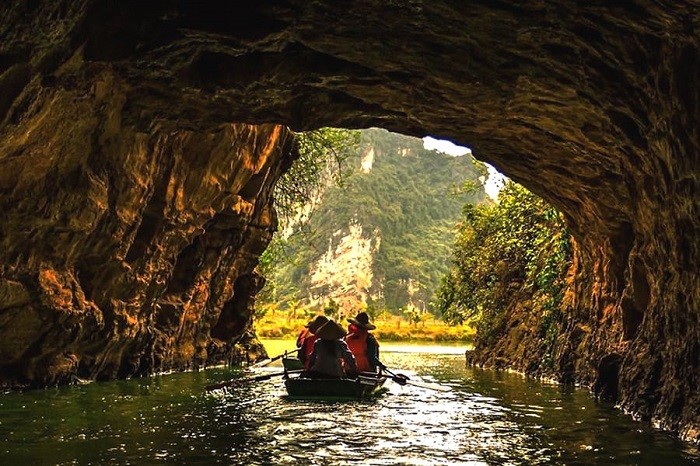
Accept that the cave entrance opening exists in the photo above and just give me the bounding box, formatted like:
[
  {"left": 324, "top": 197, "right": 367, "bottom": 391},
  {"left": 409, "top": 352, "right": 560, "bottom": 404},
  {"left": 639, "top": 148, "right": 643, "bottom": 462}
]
[{"left": 255, "top": 127, "right": 514, "bottom": 343}]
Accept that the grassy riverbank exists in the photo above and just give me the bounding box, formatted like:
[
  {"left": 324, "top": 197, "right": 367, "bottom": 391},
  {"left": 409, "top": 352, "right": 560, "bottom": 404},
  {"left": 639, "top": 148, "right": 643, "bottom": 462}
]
[{"left": 255, "top": 309, "right": 475, "bottom": 342}]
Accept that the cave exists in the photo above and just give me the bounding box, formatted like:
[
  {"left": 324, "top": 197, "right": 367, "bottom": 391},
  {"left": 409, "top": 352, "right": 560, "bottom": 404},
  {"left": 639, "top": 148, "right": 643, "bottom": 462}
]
[
  {"left": 595, "top": 353, "right": 622, "bottom": 403},
  {"left": 0, "top": 0, "right": 698, "bottom": 443}
]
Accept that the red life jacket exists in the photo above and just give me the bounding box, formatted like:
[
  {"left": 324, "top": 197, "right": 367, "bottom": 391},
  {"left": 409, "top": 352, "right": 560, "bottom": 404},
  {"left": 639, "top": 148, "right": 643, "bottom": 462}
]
[
  {"left": 301, "top": 334, "right": 320, "bottom": 370},
  {"left": 345, "top": 330, "right": 371, "bottom": 373},
  {"left": 296, "top": 328, "right": 310, "bottom": 348}
]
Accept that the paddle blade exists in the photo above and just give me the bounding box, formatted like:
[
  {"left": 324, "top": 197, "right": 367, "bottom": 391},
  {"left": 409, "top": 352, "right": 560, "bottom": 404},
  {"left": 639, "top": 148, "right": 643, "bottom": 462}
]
[
  {"left": 391, "top": 374, "right": 410, "bottom": 386},
  {"left": 251, "top": 358, "right": 272, "bottom": 368}
]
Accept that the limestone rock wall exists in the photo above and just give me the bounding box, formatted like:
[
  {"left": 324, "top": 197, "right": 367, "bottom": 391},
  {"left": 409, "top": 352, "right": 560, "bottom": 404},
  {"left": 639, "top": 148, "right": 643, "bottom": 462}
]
[
  {"left": 0, "top": 56, "right": 295, "bottom": 386},
  {"left": 0, "top": 0, "right": 697, "bottom": 442}
]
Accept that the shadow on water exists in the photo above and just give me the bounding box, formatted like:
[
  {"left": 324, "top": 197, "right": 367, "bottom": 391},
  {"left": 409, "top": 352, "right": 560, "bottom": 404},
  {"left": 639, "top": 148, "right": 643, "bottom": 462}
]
[{"left": 1, "top": 341, "right": 698, "bottom": 465}]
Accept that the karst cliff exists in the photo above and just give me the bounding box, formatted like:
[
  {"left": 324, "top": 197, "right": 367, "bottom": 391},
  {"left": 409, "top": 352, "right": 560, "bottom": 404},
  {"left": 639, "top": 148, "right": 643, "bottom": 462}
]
[
  {"left": 0, "top": 0, "right": 697, "bottom": 442},
  {"left": 0, "top": 12, "right": 297, "bottom": 383}
]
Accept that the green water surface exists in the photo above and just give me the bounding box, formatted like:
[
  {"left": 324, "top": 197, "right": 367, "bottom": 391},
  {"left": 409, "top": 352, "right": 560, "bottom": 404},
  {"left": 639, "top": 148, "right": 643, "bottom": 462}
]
[{"left": 0, "top": 339, "right": 697, "bottom": 465}]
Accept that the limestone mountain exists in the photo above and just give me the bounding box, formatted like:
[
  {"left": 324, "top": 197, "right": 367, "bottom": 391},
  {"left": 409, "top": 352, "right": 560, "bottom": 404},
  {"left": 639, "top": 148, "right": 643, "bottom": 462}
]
[{"left": 267, "top": 128, "right": 488, "bottom": 314}]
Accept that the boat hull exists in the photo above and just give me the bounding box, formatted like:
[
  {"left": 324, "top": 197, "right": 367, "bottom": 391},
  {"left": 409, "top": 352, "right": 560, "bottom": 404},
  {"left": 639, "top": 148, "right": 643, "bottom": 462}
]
[
  {"left": 282, "top": 357, "right": 304, "bottom": 371},
  {"left": 284, "top": 375, "right": 387, "bottom": 399}
]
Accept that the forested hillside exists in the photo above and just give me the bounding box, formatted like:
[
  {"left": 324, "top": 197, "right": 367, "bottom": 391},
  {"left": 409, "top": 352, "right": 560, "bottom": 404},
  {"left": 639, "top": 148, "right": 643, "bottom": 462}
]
[{"left": 263, "top": 128, "right": 489, "bottom": 315}]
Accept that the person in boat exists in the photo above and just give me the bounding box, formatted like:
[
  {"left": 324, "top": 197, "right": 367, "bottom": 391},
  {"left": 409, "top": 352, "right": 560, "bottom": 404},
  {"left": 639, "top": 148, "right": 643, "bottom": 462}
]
[
  {"left": 306, "top": 320, "right": 357, "bottom": 378},
  {"left": 345, "top": 312, "right": 384, "bottom": 374},
  {"left": 297, "top": 315, "right": 329, "bottom": 370},
  {"left": 296, "top": 320, "right": 312, "bottom": 349}
]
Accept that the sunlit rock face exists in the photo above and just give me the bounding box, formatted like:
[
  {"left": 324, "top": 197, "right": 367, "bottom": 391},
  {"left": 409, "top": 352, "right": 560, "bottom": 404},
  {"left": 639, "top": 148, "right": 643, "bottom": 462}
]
[
  {"left": 1, "top": 0, "right": 698, "bottom": 441},
  {"left": 0, "top": 42, "right": 295, "bottom": 385},
  {"left": 308, "top": 221, "right": 380, "bottom": 310}
]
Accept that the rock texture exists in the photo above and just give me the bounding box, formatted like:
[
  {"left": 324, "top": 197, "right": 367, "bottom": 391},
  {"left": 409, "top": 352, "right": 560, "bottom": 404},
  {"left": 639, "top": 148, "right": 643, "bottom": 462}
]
[
  {"left": 0, "top": 105, "right": 294, "bottom": 385},
  {"left": 0, "top": 27, "right": 296, "bottom": 384},
  {"left": 0, "top": 0, "right": 698, "bottom": 442}
]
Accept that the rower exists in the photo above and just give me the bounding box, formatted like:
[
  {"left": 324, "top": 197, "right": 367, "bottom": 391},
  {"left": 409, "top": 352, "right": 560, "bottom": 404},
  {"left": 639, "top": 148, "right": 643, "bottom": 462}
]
[
  {"left": 344, "top": 312, "right": 384, "bottom": 374},
  {"left": 297, "top": 315, "right": 329, "bottom": 370},
  {"left": 306, "top": 320, "right": 357, "bottom": 378}
]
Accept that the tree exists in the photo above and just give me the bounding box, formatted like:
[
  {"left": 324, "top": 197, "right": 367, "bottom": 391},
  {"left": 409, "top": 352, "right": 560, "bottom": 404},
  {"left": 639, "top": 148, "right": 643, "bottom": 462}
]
[
  {"left": 274, "top": 128, "right": 360, "bottom": 230},
  {"left": 436, "top": 181, "right": 572, "bottom": 336},
  {"left": 323, "top": 298, "right": 340, "bottom": 320},
  {"left": 403, "top": 306, "right": 422, "bottom": 327},
  {"left": 259, "top": 128, "right": 360, "bottom": 307}
]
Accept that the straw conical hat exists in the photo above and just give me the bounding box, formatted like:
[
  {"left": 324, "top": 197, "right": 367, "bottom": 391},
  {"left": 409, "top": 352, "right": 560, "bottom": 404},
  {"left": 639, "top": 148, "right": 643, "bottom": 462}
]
[
  {"left": 306, "top": 315, "right": 330, "bottom": 334},
  {"left": 315, "top": 320, "right": 347, "bottom": 340}
]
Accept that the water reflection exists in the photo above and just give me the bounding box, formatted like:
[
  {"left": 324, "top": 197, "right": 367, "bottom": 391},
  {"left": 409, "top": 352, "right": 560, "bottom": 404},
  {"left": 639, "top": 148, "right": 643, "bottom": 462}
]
[{"left": 0, "top": 345, "right": 698, "bottom": 465}]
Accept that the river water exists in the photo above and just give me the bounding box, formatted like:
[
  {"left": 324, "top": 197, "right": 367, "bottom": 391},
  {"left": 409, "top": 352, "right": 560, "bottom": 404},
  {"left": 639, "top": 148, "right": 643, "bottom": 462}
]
[{"left": 1, "top": 340, "right": 697, "bottom": 465}]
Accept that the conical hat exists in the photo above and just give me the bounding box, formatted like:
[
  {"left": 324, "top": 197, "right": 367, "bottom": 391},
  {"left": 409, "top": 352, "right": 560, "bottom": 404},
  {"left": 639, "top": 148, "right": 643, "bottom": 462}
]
[
  {"left": 347, "top": 312, "right": 376, "bottom": 330},
  {"left": 306, "top": 315, "right": 330, "bottom": 334},
  {"left": 315, "top": 320, "right": 347, "bottom": 340}
]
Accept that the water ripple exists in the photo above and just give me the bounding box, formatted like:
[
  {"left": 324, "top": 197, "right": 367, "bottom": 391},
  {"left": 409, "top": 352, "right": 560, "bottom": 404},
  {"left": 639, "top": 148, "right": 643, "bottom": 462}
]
[{"left": 0, "top": 347, "right": 698, "bottom": 465}]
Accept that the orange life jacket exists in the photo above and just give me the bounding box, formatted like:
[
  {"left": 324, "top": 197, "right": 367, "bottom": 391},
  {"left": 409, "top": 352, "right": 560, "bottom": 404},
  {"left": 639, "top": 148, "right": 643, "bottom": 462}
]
[{"left": 345, "top": 331, "right": 372, "bottom": 373}]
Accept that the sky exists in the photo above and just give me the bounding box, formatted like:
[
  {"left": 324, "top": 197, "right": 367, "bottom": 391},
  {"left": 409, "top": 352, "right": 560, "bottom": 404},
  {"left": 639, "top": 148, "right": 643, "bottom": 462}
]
[{"left": 423, "top": 136, "right": 506, "bottom": 200}]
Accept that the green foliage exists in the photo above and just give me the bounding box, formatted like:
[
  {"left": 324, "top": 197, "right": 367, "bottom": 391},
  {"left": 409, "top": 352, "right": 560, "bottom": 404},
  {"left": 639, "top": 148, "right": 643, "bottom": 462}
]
[
  {"left": 436, "top": 181, "right": 572, "bottom": 345},
  {"left": 402, "top": 307, "right": 422, "bottom": 327},
  {"left": 323, "top": 299, "right": 340, "bottom": 319},
  {"left": 273, "top": 128, "right": 360, "bottom": 229},
  {"left": 260, "top": 128, "right": 359, "bottom": 304},
  {"left": 264, "top": 128, "right": 489, "bottom": 313}
]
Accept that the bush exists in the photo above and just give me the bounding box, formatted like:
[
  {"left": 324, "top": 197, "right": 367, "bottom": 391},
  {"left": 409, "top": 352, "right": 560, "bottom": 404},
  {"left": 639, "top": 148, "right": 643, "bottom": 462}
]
[{"left": 436, "top": 181, "right": 572, "bottom": 343}]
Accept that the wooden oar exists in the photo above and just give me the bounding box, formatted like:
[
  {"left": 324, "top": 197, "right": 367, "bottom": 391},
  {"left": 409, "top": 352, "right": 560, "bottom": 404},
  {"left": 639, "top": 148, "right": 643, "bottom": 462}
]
[
  {"left": 206, "top": 369, "right": 303, "bottom": 391},
  {"left": 251, "top": 348, "right": 299, "bottom": 368},
  {"left": 382, "top": 367, "right": 451, "bottom": 392}
]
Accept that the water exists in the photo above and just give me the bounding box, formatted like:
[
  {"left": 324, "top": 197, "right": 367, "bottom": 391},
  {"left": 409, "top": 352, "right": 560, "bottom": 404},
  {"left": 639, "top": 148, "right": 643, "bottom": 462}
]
[{"left": 1, "top": 340, "right": 697, "bottom": 465}]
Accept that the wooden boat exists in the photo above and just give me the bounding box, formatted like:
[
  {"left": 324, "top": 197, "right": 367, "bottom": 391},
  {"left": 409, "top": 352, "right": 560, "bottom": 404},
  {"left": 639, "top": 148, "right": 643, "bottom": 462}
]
[
  {"left": 282, "top": 357, "right": 304, "bottom": 371},
  {"left": 284, "top": 374, "right": 388, "bottom": 399}
]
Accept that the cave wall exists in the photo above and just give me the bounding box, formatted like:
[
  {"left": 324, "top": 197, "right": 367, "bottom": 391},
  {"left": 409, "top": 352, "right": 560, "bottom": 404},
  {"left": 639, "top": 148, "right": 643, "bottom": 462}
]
[
  {"left": 0, "top": 50, "right": 295, "bottom": 385},
  {"left": 0, "top": 0, "right": 697, "bottom": 441}
]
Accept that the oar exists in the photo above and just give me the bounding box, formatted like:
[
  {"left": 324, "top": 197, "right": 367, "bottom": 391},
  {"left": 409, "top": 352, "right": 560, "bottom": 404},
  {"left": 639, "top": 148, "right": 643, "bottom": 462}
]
[
  {"left": 205, "top": 369, "right": 303, "bottom": 391},
  {"left": 382, "top": 366, "right": 451, "bottom": 392},
  {"left": 251, "top": 348, "right": 299, "bottom": 368}
]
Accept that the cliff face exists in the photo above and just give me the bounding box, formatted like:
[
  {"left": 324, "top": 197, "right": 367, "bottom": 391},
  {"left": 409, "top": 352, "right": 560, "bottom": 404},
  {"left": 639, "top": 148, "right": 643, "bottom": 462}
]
[
  {"left": 0, "top": 55, "right": 295, "bottom": 385},
  {"left": 0, "top": 0, "right": 698, "bottom": 441},
  {"left": 271, "top": 129, "right": 487, "bottom": 313}
]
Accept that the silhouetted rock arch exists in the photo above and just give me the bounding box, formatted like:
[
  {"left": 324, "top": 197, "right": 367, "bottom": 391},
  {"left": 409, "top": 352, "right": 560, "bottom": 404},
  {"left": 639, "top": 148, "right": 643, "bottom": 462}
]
[{"left": 0, "top": 0, "right": 697, "bottom": 442}]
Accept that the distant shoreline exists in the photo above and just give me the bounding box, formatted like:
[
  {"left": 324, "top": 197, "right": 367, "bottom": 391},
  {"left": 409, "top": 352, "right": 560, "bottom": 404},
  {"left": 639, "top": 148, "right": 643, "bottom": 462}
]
[{"left": 255, "top": 314, "right": 475, "bottom": 343}]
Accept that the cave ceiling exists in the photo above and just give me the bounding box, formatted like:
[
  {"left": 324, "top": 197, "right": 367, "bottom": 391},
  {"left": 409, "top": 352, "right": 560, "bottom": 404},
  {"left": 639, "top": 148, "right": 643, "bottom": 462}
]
[{"left": 4, "top": 0, "right": 697, "bottom": 242}]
